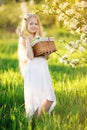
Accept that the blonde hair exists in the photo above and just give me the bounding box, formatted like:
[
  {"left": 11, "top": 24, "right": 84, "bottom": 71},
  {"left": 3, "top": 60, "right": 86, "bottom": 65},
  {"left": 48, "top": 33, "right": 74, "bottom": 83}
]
[
  {"left": 18, "top": 13, "right": 43, "bottom": 76},
  {"left": 21, "top": 13, "right": 42, "bottom": 36}
]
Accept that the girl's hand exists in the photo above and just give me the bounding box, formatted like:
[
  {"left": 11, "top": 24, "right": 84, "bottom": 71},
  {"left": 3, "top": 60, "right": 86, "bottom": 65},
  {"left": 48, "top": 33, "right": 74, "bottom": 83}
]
[
  {"left": 35, "top": 30, "right": 39, "bottom": 37},
  {"left": 16, "top": 27, "right": 26, "bottom": 39},
  {"left": 44, "top": 53, "right": 50, "bottom": 60}
]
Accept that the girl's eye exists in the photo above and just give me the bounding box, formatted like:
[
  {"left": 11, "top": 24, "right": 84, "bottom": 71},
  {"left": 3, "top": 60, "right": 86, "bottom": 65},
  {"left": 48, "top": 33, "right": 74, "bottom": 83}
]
[
  {"left": 35, "top": 23, "right": 38, "bottom": 25},
  {"left": 29, "top": 22, "right": 38, "bottom": 25},
  {"left": 30, "top": 22, "right": 33, "bottom": 25}
]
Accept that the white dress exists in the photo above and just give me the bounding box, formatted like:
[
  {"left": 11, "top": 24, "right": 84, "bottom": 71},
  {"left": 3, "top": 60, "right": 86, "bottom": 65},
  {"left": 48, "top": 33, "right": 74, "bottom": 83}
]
[{"left": 20, "top": 38, "right": 56, "bottom": 117}]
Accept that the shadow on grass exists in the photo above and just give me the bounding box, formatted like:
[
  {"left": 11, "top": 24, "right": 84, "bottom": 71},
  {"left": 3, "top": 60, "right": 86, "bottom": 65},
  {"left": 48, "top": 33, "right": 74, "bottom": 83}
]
[
  {"left": 1, "top": 57, "right": 87, "bottom": 75},
  {"left": 0, "top": 58, "right": 86, "bottom": 129},
  {"left": 0, "top": 57, "right": 19, "bottom": 71},
  {"left": 0, "top": 89, "right": 86, "bottom": 130}
]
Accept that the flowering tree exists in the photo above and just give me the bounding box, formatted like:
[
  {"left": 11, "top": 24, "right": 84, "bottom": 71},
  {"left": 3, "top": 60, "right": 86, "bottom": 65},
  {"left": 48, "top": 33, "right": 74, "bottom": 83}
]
[{"left": 38, "top": 0, "right": 87, "bottom": 67}]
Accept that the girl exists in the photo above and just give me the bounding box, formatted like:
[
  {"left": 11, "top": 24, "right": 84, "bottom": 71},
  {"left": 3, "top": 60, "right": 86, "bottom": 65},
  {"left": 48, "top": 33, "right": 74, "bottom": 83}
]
[{"left": 18, "top": 13, "right": 56, "bottom": 118}]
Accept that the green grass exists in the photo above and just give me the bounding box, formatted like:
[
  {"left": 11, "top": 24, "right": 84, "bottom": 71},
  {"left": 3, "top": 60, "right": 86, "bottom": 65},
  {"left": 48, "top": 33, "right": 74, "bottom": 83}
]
[{"left": 0, "top": 30, "right": 87, "bottom": 130}]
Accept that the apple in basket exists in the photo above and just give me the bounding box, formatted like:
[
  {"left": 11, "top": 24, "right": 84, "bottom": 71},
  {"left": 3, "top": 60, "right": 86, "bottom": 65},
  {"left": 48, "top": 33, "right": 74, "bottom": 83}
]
[{"left": 31, "top": 36, "right": 57, "bottom": 57}]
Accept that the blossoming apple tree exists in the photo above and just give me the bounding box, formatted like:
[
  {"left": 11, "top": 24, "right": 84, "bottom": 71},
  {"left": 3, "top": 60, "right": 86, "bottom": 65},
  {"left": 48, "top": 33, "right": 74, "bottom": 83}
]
[{"left": 39, "top": 0, "right": 87, "bottom": 67}]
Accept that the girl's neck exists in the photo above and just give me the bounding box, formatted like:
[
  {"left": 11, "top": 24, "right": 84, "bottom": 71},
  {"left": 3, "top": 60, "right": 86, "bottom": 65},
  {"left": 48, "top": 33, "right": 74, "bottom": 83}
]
[{"left": 28, "top": 33, "right": 35, "bottom": 42}]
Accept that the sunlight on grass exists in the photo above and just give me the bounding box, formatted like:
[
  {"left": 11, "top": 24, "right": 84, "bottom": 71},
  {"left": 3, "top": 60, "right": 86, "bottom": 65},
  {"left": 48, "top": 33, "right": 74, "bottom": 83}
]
[{"left": 0, "top": 31, "right": 87, "bottom": 130}]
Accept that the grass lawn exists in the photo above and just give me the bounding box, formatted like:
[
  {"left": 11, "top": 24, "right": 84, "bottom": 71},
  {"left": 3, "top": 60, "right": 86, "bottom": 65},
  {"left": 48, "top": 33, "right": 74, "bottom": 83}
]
[{"left": 0, "top": 29, "right": 87, "bottom": 130}]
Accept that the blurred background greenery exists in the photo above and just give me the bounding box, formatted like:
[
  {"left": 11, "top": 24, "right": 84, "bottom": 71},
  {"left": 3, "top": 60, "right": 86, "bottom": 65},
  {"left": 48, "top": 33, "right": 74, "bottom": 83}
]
[{"left": 0, "top": 0, "right": 57, "bottom": 32}]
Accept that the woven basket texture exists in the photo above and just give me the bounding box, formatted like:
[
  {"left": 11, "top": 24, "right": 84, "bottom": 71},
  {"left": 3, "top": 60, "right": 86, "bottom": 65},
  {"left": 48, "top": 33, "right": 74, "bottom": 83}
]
[{"left": 32, "top": 41, "right": 56, "bottom": 57}]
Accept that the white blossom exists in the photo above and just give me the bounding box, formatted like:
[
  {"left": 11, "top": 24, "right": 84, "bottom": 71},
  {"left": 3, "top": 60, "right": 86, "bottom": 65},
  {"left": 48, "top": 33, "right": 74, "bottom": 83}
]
[
  {"left": 73, "top": 44, "right": 78, "bottom": 49},
  {"left": 70, "top": 18, "right": 79, "bottom": 29},
  {"left": 70, "top": 41, "right": 75, "bottom": 46},
  {"left": 73, "top": 43, "right": 79, "bottom": 49},
  {"left": 75, "top": 1, "right": 87, "bottom": 8},
  {"left": 63, "top": 2, "right": 69, "bottom": 9},
  {"left": 56, "top": 9, "right": 61, "bottom": 14},
  {"left": 70, "top": 59, "right": 79, "bottom": 67},
  {"left": 76, "top": 27, "right": 81, "bottom": 33},
  {"left": 59, "top": 54, "right": 68, "bottom": 65},
  {"left": 64, "top": 60, "right": 68, "bottom": 65},
  {"left": 59, "top": 2, "right": 69, "bottom": 10},
  {"left": 70, "top": 63, "right": 75, "bottom": 68},
  {"left": 79, "top": 46, "right": 85, "bottom": 52},
  {"left": 65, "top": 45, "right": 71, "bottom": 50},
  {"left": 70, "top": 48, "right": 75, "bottom": 53},
  {"left": 58, "top": 13, "right": 65, "bottom": 21},
  {"left": 80, "top": 34, "right": 86, "bottom": 40},
  {"left": 81, "top": 25, "right": 87, "bottom": 34},
  {"left": 59, "top": 4, "right": 64, "bottom": 9},
  {"left": 79, "top": 1, "right": 87, "bottom": 8},
  {"left": 76, "top": 40, "right": 80, "bottom": 45},
  {"left": 75, "top": 2, "right": 80, "bottom": 7},
  {"left": 59, "top": 57, "right": 64, "bottom": 63},
  {"left": 52, "top": 1, "right": 56, "bottom": 6},
  {"left": 64, "top": 20, "right": 69, "bottom": 26},
  {"left": 66, "top": 9, "right": 75, "bottom": 15},
  {"left": 43, "top": 8, "right": 49, "bottom": 14},
  {"left": 62, "top": 54, "right": 68, "bottom": 59},
  {"left": 82, "top": 39, "right": 87, "bottom": 45},
  {"left": 42, "top": 4, "right": 46, "bottom": 8},
  {"left": 75, "top": 12, "right": 82, "bottom": 18},
  {"left": 49, "top": 9, "right": 53, "bottom": 14},
  {"left": 42, "top": 0, "right": 87, "bottom": 67}
]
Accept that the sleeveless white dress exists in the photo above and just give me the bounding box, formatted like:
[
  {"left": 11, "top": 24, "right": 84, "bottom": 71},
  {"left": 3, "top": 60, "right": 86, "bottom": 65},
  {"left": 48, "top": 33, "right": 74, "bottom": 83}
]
[{"left": 22, "top": 39, "right": 56, "bottom": 117}]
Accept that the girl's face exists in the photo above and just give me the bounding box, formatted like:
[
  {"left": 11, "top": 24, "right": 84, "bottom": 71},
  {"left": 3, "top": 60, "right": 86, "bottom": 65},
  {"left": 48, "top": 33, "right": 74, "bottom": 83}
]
[{"left": 27, "top": 17, "right": 39, "bottom": 35}]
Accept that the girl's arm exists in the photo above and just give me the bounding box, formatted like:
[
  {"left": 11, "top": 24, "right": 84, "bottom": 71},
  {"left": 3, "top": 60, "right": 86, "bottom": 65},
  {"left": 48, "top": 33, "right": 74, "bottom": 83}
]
[
  {"left": 17, "top": 27, "right": 34, "bottom": 60},
  {"left": 18, "top": 37, "right": 29, "bottom": 63},
  {"left": 25, "top": 38, "right": 34, "bottom": 60},
  {"left": 18, "top": 37, "right": 34, "bottom": 64}
]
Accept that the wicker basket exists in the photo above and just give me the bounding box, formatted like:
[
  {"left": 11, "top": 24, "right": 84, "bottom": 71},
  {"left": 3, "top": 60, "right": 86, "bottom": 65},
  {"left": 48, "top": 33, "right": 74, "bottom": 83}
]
[{"left": 32, "top": 37, "right": 57, "bottom": 57}]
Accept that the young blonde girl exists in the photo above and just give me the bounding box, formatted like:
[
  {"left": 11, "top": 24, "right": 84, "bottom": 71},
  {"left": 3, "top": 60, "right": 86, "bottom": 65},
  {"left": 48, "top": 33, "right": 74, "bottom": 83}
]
[{"left": 18, "top": 13, "right": 56, "bottom": 118}]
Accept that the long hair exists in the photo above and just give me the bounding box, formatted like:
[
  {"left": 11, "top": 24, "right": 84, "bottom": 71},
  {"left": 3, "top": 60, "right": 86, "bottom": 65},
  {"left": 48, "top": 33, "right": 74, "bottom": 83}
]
[
  {"left": 21, "top": 13, "right": 43, "bottom": 36},
  {"left": 18, "top": 13, "right": 43, "bottom": 76}
]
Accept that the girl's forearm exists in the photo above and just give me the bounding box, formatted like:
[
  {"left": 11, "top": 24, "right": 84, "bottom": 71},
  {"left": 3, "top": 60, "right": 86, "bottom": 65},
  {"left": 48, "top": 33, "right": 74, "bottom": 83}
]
[{"left": 26, "top": 41, "right": 34, "bottom": 59}]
